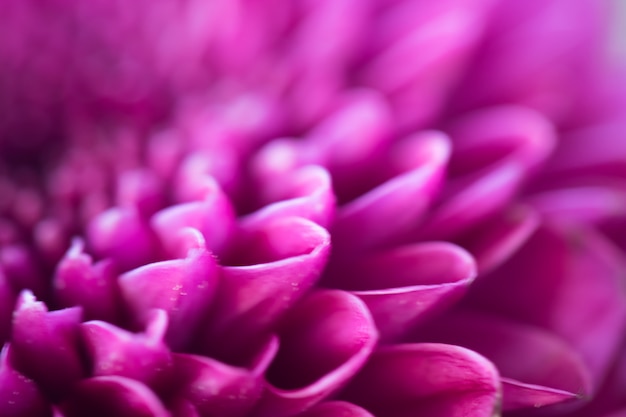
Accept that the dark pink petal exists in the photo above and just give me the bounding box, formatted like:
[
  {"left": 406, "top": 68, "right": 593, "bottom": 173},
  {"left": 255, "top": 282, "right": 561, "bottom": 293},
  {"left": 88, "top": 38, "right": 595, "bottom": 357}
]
[
  {"left": 412, "top": 310, "right": 590, "bottom": 410},
  {"left": 10, "top": 291, "right": 85, "bottom": 400},
  {"left": 341, "top": 343, "right": 500, "bottom": 417},
  {"left": 61, "top": 376, "right": 169, "bottom": 417},
  {"left": 331, "top": 131, "right": 449, "bottom": 254},
  {"left": 200, "top": 217, "right": 330, "bottom": 365},
  {"left": 326, "top": 242, "right": 475, "bottom": 342},
  {"left": 53, "top": 239, "right": 122, "bottom": 323},
  {"left": 455, "top": 205, "right": 539, "bottom": 274},
  {"left": 297, "top": 401, "right": 374, "bottom": 417},
  {"left": 119, "top": 229, "right": 218, "bottom": 350},
  {"left": 0, "top": 245, "right": 46, "bottom": 298},
  {"left": 171, "top": 353, "right": 263, "bottom": 417},
  {"left": 253, "top": 290, "right": 378, "bottom": 417},
  {"left": 0, "top": 270, "right": 16, "bottom": 343},
  {"left": 151, "top": 176, "right": 236, "bottom": 259},
  {"left": 0, "top": 345, "right": 51, "bottom": 417},
  {"left": 359, "top": 0, "right": 492, "bottom": 130},
  {"left": 81, "top": 310, "right": 173, "bottom": 394},
  {"left": 86, "top": 207, "right": 157, "bottom": 272},
  {"left": 446, "top": 106, "right": 556, "bottom": 175},
  {"left": 466, "top": 223, "right": 626, "bottom": 391},
  {"left": 245, "top": 165, "right": 336, "bottom": 229}
]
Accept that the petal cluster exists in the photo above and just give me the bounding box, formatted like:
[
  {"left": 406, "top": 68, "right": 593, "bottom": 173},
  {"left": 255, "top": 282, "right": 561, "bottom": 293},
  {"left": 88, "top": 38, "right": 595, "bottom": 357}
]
[{"left": 0, "top": 1, "right": 626, "bottom": 417}]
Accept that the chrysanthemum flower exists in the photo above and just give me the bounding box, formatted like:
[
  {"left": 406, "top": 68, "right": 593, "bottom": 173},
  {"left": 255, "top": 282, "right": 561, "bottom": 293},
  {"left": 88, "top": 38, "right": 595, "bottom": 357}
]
[{"left": 1, "top": 0, "right": 626, "bottom": 416}]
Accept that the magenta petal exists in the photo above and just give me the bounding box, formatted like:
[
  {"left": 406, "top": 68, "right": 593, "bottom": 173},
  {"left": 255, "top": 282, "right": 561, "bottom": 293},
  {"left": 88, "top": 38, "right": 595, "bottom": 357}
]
[
  {"left": 297, "top": 401, "right": 374, "bottom": 417},
  {"left": 87, "top": 207, "right": 157, "bottom": 272},
  {"left": 332, "top": 131, "right": 449, "bottom": 253},
  {"left": 10, "top": 291, "right": 84, "bottom": 400},
  {"left": 254, "top": 290, "right": 378, "bottom": 417},
  {"left": 201, "top": 217, "right": 330, "bottom": 364},
  {"left": 327, "top": 242, "right": 475, "bottom": 342},
  {"left": 172, "top": 353, "right": 263, "bottom": 417},
  {"left": 0, "top": 270, "right": 16, "bottom": 343},
  {"left": 245, "top": 165, "right": 336, "bottom": 229},
  {"left": 115, "top": 169, "right": 165, "bottom": 218},
  {"left": 412, "top": 310, "right": 590, "bottom": 410},
  {"left": 359, "top": 0, "right": 492, "bottom": 130},
  {"left": 341, "top": 343, "right": 500, "bottom": 417},
  {"left": 61, "top": 376, "right": 169, "bottom": 417},
  {"left": 467, "top": 224, "right": 626, "bottom": 390},
  {"left": 119, "top": 230, "right": 219, "bottom": 350},
  {"left": 527, "top": 186, "right": 626, "bottom": 225},
  {"left": 0, "top": 345, "right": 51, "bottom": 417},
  {"left": 53, "top": 239, "right": 122, "bottom": 323},
  {"left": 81, "top": 310, "right": 173, "bottom": 393},
  {"left": 151, "top": 176, "right": 236, "bottom": 258},
  {"left": 456, "top": 205, "right": 540, "bottom": 274}
]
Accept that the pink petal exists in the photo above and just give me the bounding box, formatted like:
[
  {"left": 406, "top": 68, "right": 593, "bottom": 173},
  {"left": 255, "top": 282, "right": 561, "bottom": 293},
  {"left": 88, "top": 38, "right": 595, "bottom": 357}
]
[
  {"left": 297, "top": 401, "right": 374, "bottom": 417},
  {"left": 325, "top": 242, "right": 476, "bottom": 342},
  {"left": 86, "top": 207, "right": 157, "bottom": 272},
  {"left": 115, "top": 169, "right": 165, "bottom": 218},
  {"left": 151, "top": 176, "right": 236, "bottom": 259},
  {"left": 0, "top": 345, "right": 51, "bottom": 417},
  {"left": 245, "top": 165, "right": 336, "bottom": 229},
  {"left": 53, "top": 239, "right": 122, "bottom": 323},
  {"left": 340, "top": 343, "right": 500, "bottom": 417},
  {"left": 253, "top": 290, "right": 378, "bottom": 417},
  {"left": 200, "top": 217, "right": 330, "bottom": 365},
  {"left": 171, "top": 353, "right": 263, "bottom": 417},
  {"left": 61, "top": 376, "right": 169, "bottom": 417},
  {"left": 455, "top": 205, "right": 539, "bottom": 274},
  {"left": 331, "top": 131, "right": 449, "bottom": 254},
  {"left": 0, "top": 270, "right": 16, "bottom": 343},
  {"left": 81, "top": 310, "right": 173, "bottom": 394},
  {"left": 10, "top": 291, "right": 85, "bottom": 400},
  {"left": 119, "top": 229, "right": 219, "bottom": 350},
  {"left": 359, "top": 0, "right": 493, "bottom": 130},
  {"left": 412, "top": 310, "right": 590, "bottom": 410},
  {"left": 465, "top": 223, "right": 626, "bottom": 391}
]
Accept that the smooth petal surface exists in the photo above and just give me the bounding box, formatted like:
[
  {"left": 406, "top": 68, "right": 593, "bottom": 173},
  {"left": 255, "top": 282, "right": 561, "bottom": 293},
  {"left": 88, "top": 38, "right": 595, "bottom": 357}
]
[
  {"left": 119, "top": 229, "right": 219, "bottom": 350},
  {"left": 245, "top": 165, "right": 336, "bottom": 229},
  {"left": 0, "top": 345, "right": 51, "bottom": 417},
  {"left": 359, "top": 0, "right": 493, "bottom": 130},
  {"left": 172, "top": 353, "right": 264, "bottom": 417},
  {"left": 325, "top": 242, "right": 476, "bottom": 342},
  {"left": 61, "top": 376, "right": 170, "bottom": 417},
  {"left": 81, "top": 310, "right": 173, "bottom": 393},
  {"left": 297, "top": 401, "right": 374, "bottom": 417},
  {"left": 152, "top": 175, "right": 236, "bottom": 259},
  {"left": 331, "top": 131, "right": 450, "bottom": 254},
  {"left": 340, "top": 343, "right": 501, "bottom": 417},
  {"left": 465, "top": 223, "right": 626, "bottom": 391},
  {"left": 254, "top": 290, "right": 378, "bottom": 417},
  {"left": 455, "top": 205, "right": 540, "bottom": 274},
  {"left": 200, "top": 217, "right": 330, "bottom": 365},
  {"left": 412, "top": 310, "right": 590, "bottom": 410},
  {"left": 10, "top": 291, "right": 85, "bottom": 400},
  {"left": 53, "top": 239, "right": 122, "bottom": 323},
  {"left": 87, "top": 207, "right": 157, "bottom": 272}
]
